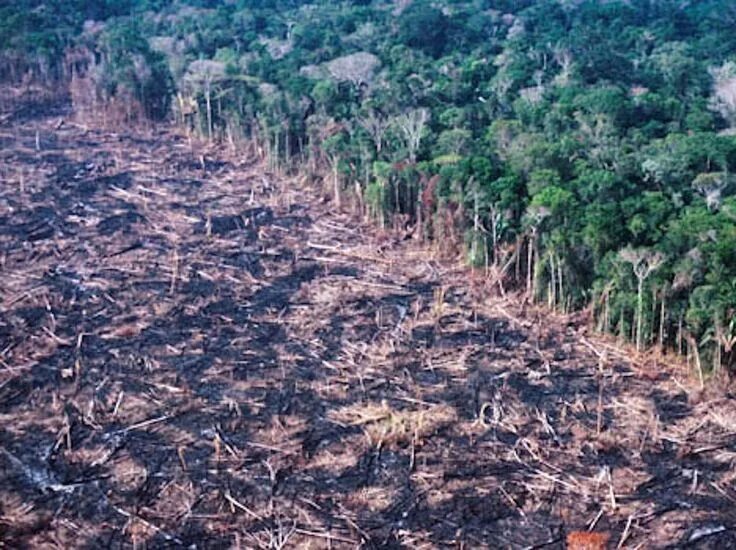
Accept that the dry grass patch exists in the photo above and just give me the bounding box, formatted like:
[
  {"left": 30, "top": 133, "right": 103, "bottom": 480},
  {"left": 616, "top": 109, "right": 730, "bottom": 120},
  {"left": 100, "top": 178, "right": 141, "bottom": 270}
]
[{"left": 329, "top": 401, "right": 456, "bottom": 449}]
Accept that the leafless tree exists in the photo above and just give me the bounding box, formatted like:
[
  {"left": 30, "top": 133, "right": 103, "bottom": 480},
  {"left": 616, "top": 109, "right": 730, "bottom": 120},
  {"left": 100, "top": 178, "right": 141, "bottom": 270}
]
[
  {"left": 619, "top": 247, "right": 665, "bottom": 351},
  {"left": 553, "top": 44, "right": 574, "bottom": 86},
  {"left": 326, "top": 52, "right": 381, "bottom": 88},
  {"left": 710, "top": 61, "right": 736, "bottom": 129},
  {"left": 396, "top": 108, "right": 429, "bottom": 163},
  {"left": 693, "top": 172, "right": 730, "bottom": 211},
  {"left": 183, "top": 60, "right": 227, "bottom": 140},
  {"left": 358, "top": 110, "right": 389, "bottom": 155},
  {"left": 524, "top": 205, "right": 550, "bottom": 300}
]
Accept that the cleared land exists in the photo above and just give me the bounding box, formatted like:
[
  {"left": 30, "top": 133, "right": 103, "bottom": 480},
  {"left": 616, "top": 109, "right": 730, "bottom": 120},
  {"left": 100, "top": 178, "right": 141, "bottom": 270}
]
[{"left": 1, "top": 93, "right": 736, "bottom": 548}]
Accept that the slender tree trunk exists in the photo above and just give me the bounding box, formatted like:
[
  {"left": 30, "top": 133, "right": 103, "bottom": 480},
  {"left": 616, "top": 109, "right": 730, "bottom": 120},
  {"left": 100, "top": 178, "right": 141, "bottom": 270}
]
[
  {"left": 557, "top": 256, "right": 564, "bottom": 312},
  {"left": 416, "top": 196, "right": 423, "bottom": 240},
  {"left": 636, "top": 278, "right": 644, "bottom": 352},
  {"left": 532, "top": 233, "right": 540, "bottom": 300},
  {"left": 332, "top": 158, "right": 341, "bottom": 208},
  {"left": 285, "top": 129, "right": 291, "bottom": 173},
  {"left": 549, "top": 253, "right": 556, "bottom": 309},
  {"left": 658, "top": 292, "right": 666, "bottom": 351},
  {"left": 651, "top": 286, "right": 658, "bottom": 346},
  {"left": 490, "top": 205, "right": 499, "bottom": 269},
  {"left": 472, "top": 184, "right": 480, "bottom": 263},
  {"left": 684, "top": 331, "right": 704, "bottom": 388},
  {"left": 354, "top": 180, "right": 364, "bottom": 217},
  {"left": 205, "top": 84, "right": 213, "bottom": 141},
  {"left": 395, "top": 179, "right": 400, "bottom": 215},
  {"left": 714, "top": 314, "right": 723, "bottom": 373},
  {"left": 265, "top": 132, "right": 272, "bottom": 166},
  {"left": 362, "top": 144, "right": 370, "bottom": 187},
  {"left": 526, "top": 233, "right": 534, "bottom": 298}
]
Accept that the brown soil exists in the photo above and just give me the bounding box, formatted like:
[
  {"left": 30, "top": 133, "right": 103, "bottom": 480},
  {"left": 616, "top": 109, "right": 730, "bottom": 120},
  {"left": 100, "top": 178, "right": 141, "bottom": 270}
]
[{"left": 1, "top": 93, "right": 735, "bottom": 549}]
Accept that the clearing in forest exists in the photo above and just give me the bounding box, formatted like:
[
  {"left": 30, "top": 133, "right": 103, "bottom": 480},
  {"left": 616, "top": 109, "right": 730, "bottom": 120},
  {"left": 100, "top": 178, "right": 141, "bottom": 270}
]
[{"left": 1, "top": 101, "right": 735, "bottom": 548}]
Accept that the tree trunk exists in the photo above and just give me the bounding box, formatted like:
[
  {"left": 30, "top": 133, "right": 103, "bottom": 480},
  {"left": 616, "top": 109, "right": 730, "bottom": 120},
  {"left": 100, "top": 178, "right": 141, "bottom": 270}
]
[
  {"left": 515, "top": 236, "right": 522, "bottom": 284},
  {"left": 684, "top": 331, "right": 704, "bottom": 388},
  {"left": 354, "top": 180, "right": 364, "bottom": 217},
  {"left": 205, "top": 84, "right": 213, "bottom": 141},
  {"left": 532, "top": 233, "right": 540, "bottom": 300},
  {"left": 549, "top": 253, "right": 556, "bottom": 309},
  {"left": 472, "top": 184, "right": 480, "bottom": 264},
  {"left": 557, "top": 256, "right": 564, "bottom": 313},
  {"left": 416, "top": 195, "right": 423, "bottom": 241},
  {"left": 636, "top": 278, "right": 644, "bottom": 352},
  {"left": 658, "top": 292, "right": 666, "bottom": 351},
  {"left": 332, "top": 159, "right": 341, "bottom": 208},
  {"left": 490, "top": 205, "right": 499, "bottom": 269},
  {"left": 285, "top": 129, "right": 291, "bottom": 173},
  {"left": 526, "top": 233, "right": 535, "bottom": 298},
  {"left": 395, "top": 179, "right": 401, "bottom": 215}
]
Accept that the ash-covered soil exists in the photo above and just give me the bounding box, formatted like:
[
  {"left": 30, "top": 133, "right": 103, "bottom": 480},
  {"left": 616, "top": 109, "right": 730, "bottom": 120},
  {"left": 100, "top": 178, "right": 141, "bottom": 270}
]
[{"left": 1, "top": 96, "right": 735, "bottom": 549}]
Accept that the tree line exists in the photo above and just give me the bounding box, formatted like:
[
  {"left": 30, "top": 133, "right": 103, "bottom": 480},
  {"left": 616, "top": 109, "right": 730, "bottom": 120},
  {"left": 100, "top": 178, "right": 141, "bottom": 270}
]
[{"left": 3, "top": 0, "right": 735, "bottom": 373}]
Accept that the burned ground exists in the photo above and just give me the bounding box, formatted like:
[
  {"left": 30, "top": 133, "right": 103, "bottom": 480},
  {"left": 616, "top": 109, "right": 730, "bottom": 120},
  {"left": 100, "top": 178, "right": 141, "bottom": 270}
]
[{"left": 1, "top": 100, "right": 736, "bottom": 549}]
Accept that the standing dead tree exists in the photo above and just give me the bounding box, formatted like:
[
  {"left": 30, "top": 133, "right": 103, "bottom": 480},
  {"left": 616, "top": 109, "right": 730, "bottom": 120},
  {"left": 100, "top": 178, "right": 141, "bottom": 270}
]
[
  {"left": 619, "top": 247, "right": 665, "bottom": 352},
  {"left": 710, "top": 61, "right": 736, "bottom": 130},
  {"left": 358, "top": 110, "right": 390, "bottom": 156},
  {"left": 182, "top": 60, "right": 227, "bottom": 140},
  {"left": 524, "top": 205, "right": 550, "bottom": 301},
  {"left": 692, "top": 172, "right": 730, "bottom": 211},
  {"left": 552, "top": 44, "right": 574, "bottom": 86},
  {"left": 396, "top": 108, "right": 429, "bottom": 164},
  {"left": 326, "top": 52, "right": 381, "bottom": 89}
]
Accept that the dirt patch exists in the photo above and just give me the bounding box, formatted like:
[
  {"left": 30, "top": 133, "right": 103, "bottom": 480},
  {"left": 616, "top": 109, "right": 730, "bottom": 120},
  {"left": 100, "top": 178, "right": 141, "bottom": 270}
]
[{"left": 1, "top": 101, "right": 735, "bottom": 548}]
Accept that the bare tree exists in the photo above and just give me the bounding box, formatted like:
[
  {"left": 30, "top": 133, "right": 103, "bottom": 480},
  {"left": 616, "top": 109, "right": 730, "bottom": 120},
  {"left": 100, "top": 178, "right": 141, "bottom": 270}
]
[
  {"left": 326, "top": 52, "right": 381, "bottom": 88},
  {"left": 552, "top": 44, "right": 574, "bottom": 86},
  {"left": 326, "top": 149, "right": 342, "bottom": 208},
  {"left": 693, "top": 172, "right": 730, "bottom": 211},
  {"left": 710, "top": 61, "right": 736, "bottom": 129},
  {"left": 524, "top": 205, "right": 549, "bottom": 300},
  {"left": 183, "top": 60, "right": 227, "bottom": 140},
  {"left": 358, "top": 110, "right": 389, "bottom": 155},
  {"left": 396, "top": 108, "right": 429, "bottom": 163},
  {"left": 619, "top": 247, "right": 665, "bottom": 351}
]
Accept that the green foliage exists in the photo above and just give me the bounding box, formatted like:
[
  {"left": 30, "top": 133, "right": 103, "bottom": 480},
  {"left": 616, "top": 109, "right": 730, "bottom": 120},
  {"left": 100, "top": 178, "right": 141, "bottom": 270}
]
[
  {"left": 97, "top": 22, "right": 173, "bottom": 119},
  {"left": 4, "top": 0, "right": 736, "bottom": 370},
  {"left": 365, "top": 180, "right": 388, "bottom": 225},
  {"left": 396, "top": 2, "right": 449, "bottom": 58}
]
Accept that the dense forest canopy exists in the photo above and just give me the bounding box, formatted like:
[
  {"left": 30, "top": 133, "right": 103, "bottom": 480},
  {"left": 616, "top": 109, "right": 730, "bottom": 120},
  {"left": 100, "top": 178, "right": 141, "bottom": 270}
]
[{"left": 3, "top": 0, "right": 736, "bottom": 372}]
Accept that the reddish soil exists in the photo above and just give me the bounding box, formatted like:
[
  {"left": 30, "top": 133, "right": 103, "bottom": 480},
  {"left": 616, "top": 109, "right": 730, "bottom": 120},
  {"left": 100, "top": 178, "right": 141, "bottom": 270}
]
[{"left": 1, "top": 94, "right": 735, "bottom": 548}]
